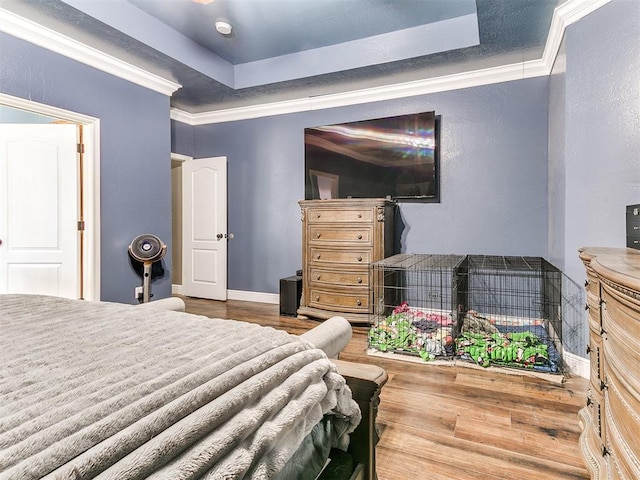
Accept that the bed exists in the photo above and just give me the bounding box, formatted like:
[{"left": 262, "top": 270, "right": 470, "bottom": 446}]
[{"left": 0, "top": 294, "right": 387, "bottom": 480}]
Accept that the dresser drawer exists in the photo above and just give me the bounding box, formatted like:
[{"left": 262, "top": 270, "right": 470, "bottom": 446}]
[
  {"left": 309, "top": 247, "right": 371, "bottom": 266},
  {"left": 308, "top": 287, "right": 370, "bottom": 313},
  {"left": 309, "top": 267, "right": 369, "bottom": 287},
  {"left": 307, "top": 207, "right": 373, "bottom": 224},
  {"left": 588, "top": 333, "right": 605, "bottom": 388},
  {"left": 308, "top": 225, "right": 373, "bottom": 246},
  {"left": 586, "top": 387, "right": 606, "bottom": 442},
  {"left": 603, "top": 368, "right": 640, "bottom": 477},
  {"left": 586, "top": 291, "right": 602, "bottom": 334},
  {"left": 585, "top": 269, "right": 600, "bottom": 297},
  {"left": 601, "top": 288, "right": 640, "bottom": 387}
]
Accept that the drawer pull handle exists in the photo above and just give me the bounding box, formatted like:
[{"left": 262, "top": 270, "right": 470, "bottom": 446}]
[
  {"left": 357, "top": 256, "right": 362, "bottom": 262},
  {"left": 357, "top": 277, "right": 362, "bottom": 284},
  {"left": 602, "top": 446, "right": 609, "bottom": 457},
  {"left": 315, "top": 296, "right": 320, "bottom": 301},
  {"left": 357, "top": 234, "right": 362, "bottom": 240},
  {"left": 316, "top": 274, "right": 320, "bottom": 280},
  {"left": 316, "top": 213, "right": 321, "bottom": 218},
  {"left": 586, "top": 345, "right": 591, "bottom": 354},
  {"left": 356, "top": 300, "right": 362, "bottom": 306},
  {"left": 316, "top": 253, "right": 321, "bottom": 259},
  {"left": 586, "top": 397, "right": 592, "bottom": 406},
  {"left": 584, "top": 303, "right": 589, "bottom": 311},
  {"left": 315, "top": 233, "right": 321, "bottom": 239},
  {"left": 585, "top": 280, "right": 589, "bottom": 287},
  {"left": 357, "top": 213, "right": 362, "bottom": 218},
  {"left": 600, "top": 381, "right": 607, "bottom": 391}
]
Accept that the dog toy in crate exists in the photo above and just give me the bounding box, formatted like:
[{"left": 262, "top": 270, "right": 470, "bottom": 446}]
[
  {"left": 368, "top": 303, "right": 453, "bottom": 361},
  {"left": 456, "top": 331, "right": 550, "bottom": 368},
  {"left": 368, "top": 317, "right": 419, "bottom": 353}
]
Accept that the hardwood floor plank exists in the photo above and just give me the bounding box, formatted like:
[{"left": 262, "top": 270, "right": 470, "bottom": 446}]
[
  {"left": 179, "top": 297, "right": 589, "bottom": 480},
  {"left": 453, "top": 414, "right": 585, "bottom": 469}
]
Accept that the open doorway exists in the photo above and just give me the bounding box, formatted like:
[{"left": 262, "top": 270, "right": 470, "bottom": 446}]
[{"left": 0, "top": 94, "right": 101, "bottom": 300}]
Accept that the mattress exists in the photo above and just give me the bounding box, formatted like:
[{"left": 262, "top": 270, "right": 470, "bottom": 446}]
[{"left": 0, "top": 294, "right": 361, "bottom": 479}]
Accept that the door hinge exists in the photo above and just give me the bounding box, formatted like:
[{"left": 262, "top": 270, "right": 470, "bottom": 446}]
[
  {"left": 77, "top": 143, "right": 85, "bottom": 154},
  {"left": 77, "top": 221, "right": 85, "bottom": 231}
]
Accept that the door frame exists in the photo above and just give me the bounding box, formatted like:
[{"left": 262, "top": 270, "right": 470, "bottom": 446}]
[
  {"left": 0, "top": 93, "right": 101, "bottom": 300},
  {"left": 170, "top": 152, "right": 190, "bottom": 296}
]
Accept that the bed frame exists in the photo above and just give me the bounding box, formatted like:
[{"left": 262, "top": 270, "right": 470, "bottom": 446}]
[{"left": 332, "top": 359, "right": 387, "bottom": 480}]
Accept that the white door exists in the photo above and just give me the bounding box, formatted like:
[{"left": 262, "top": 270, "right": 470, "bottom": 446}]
[
  {"left": 0, "top": 124, "right": 79, "bottom": 298},
  {"left": 182, "top": 156, "right": 227, "bottom": 300}
]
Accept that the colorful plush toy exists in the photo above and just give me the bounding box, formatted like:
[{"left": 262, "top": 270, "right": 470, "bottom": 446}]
[
  {"left": 455, "top": 330, "right": 550, "bottom": 368},
  {"left": 368, "top": 302, "right": 453, "bottom": 361}
]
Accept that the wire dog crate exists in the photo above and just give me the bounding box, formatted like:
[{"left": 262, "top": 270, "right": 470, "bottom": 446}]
[
  {"left": 456, "top": 255, "right": 564, "bottom": 373},
  {"left": 368, "top": 254, "right": 466, "bottom": 361},
  {"left": 369, "top": 254, "right": 578, "bottom": 373}
]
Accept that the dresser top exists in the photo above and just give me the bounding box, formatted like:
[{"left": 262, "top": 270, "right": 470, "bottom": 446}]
[
  {"left": 299, "top": 198, "right": 395, "bottom": 208},
  {"left": 578, "top": 246, "right": 640, "bottom": 263},
  {"left": 581, "top": 247, "right": 640, "bottom": 294}
]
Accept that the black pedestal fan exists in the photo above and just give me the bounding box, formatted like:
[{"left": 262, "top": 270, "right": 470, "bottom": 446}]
[{"left": 128, "top": 234, "right": 167, "bottom": 303}]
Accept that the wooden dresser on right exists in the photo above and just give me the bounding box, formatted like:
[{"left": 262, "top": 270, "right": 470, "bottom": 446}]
[{"left": 578, "top": 247, "right": 640, "bottom": 480}]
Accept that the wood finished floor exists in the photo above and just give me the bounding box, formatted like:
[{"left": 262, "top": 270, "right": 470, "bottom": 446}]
[{"left": 180, "top": 296, "right": 590, "bottom": 480}]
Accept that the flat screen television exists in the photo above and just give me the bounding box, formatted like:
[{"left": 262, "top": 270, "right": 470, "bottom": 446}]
[{"left": 305, "top": 111, "right": 439, "bottom": 202}]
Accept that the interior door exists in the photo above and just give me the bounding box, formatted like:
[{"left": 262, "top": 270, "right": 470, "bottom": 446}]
[
  {"left": 0, "top": 124, "right": 79, "bottom": 298},
  {"left": 182, "top": 156, "right": 227, "bottom": 300}
]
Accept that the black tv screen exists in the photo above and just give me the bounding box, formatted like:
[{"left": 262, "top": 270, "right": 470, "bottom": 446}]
[{"left": 305, "top": 111, "right": 439, "bottom": 202}]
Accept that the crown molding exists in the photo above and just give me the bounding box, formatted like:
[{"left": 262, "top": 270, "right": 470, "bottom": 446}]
[
  {"left": 1, "top": 0, "right": 608, "bottom": 124},
  {"left": 0, "top": 8, "right": 181, "bottom": 96},
  {"left": 541, "top": 0, "right": 611, "bottom": 71},
  {"left": 173, "top": 58, "right": 548, "bottom": 126},
  {"left": 170, "top": 0, "right": 610, "bottom": 126}
]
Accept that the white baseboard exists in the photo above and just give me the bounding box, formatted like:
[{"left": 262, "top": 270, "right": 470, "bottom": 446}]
[
  {"left": 563, "top": 351, "right": 589, "bottom": 379},
  {"left": 171, "top": 284, "right": 184, "bottom": 295},
  {"left": 228, "top": 289, "right": 279, "bottom": 304}
]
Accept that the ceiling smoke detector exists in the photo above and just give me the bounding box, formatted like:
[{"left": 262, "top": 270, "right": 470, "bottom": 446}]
[{"left": 215, "top": 21, "right": 232, "bottom": 35}]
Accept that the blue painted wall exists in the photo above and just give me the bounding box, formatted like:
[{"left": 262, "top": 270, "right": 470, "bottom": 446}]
[
  {"left": 560, "top": 0, "right": 640, "bottom": 284},
  {"left": 190, "top": 77, "right": 550, "bottom": 295},
  {"left": 0, "top": 33, "right": 173, "bottom": 303},
  {"left": 171, "top": 119, "right": 194, "bottom": 158},
  {"left": 548, "top": 38, "right": 567, "bottom": 272}
]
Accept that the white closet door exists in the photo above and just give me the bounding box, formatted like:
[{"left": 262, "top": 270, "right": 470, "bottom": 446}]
[{"left": 0, "top": 124, "right": 78, "bottom": 298}]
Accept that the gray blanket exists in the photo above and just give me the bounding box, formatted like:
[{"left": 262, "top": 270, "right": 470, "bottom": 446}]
[{"left": 0, "top": 295, "right": 360, "bottom": 479}]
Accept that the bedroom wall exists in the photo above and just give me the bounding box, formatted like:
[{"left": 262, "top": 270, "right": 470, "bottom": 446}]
[
  {"left": 0, "top": 32, "right": 174, "bottom": 304},
  {"left": 190, "top": 77, "right": 550, "bottom": 295},
  {"left": 547, "top": 38, "right": 567, "bottom": 272},
  {"left": 171, "top": 119, "right": 194, "bottom": 158},
  {"left": 561, "top": 0, "right": 640, "bottom": 285}
]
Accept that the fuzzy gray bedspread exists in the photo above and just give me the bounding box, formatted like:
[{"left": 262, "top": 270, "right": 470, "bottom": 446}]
[{"left": 0, "top": 295, "right": 360, "bottom": 480}]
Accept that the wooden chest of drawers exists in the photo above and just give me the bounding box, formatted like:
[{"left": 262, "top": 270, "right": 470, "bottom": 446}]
[
  {"left": 297, "top": 199, "right": 395, "bottom": 324},
  {"left": 578, "top": 247, "right": 640, "bottom": 480}
]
